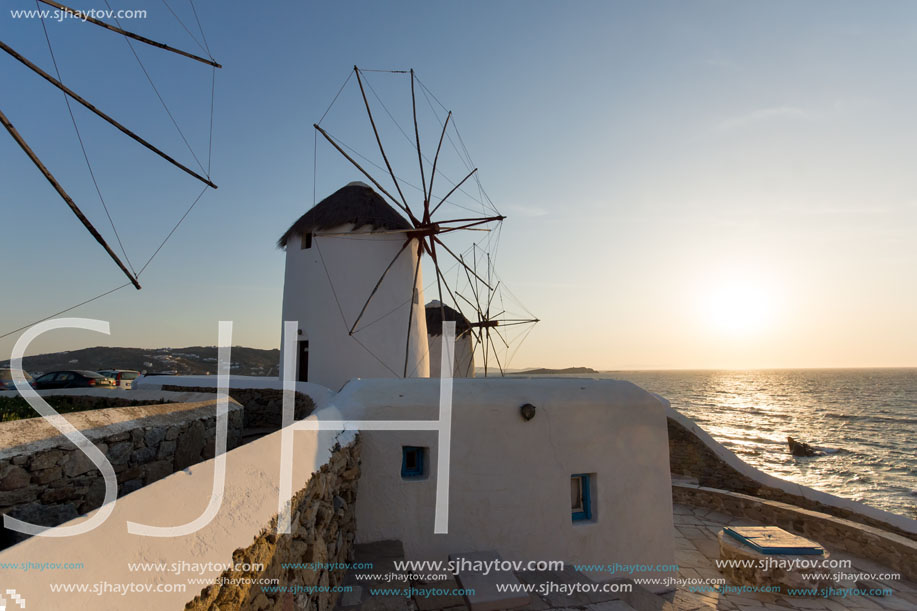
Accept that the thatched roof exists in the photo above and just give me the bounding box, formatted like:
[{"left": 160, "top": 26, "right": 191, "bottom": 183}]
[
  {"left": 425, "top": 300, "right": 472, "bottom": 336},
  {"left": 278, "top": 182, "right": 411, "bottom": 248}
]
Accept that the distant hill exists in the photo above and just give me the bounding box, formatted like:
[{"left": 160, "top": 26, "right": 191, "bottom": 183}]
[
  {"left": 0, "top": 346, "right": 280, "bottom": 377},
  {"left": 510, "top": 366, "right": 598, "bottom": 376}
]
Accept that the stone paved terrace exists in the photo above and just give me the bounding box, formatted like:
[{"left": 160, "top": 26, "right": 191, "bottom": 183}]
[
  {"left": 336, "top": 507, "right": 917, "bottom": 611},
  {"left": 670, "top": 503, "right": 917, "bottom": 611}
]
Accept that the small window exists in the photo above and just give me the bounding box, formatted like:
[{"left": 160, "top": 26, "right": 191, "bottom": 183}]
[
  {"left": 401, "top": 446, "right": 426, "bottom": 479},
  {"left": 301, "top": 232, "right": 313, "bottom": 249},
  {"left": 571, "top": 474, "right": 593, "bottom": 522}
]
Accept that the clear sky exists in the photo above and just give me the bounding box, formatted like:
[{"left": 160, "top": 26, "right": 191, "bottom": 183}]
[{"left": 1, "top": 1, "right": 915, "bottom": 370}]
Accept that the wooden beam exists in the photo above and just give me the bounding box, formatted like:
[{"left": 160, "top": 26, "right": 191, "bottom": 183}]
[
  {"left": 348, "top": 238, "right": 411, "bottom": 335},
  {"left": 0, "top": 40, "right": 218, "bottom": 189},
  {"left": 429, "top": 167, "right": 477, "bottom": 217},
  {"left": 410, "top": 69, "right": 428, "bottom": 208},
  {"left": 0, "top": 107, "right": 141, "bottom": 289},
  {"left": 353, "top": 67, "right": 415, "bottom": 223},
  {"left": 427, "top": 110, "right": 451, "bottom": 206},
  {"left": 314, "top": 123, "right": 411, "bottom": 219},
  {"left": 36, "top": 0, "right": 221, "bottom": 68},
  {"left": 403, "top": 240, "right": 423, "bottom": 377}
]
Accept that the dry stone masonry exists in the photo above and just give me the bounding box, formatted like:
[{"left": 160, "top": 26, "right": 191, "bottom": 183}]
[
  {"left": 162, "top": 386, "right": 315, "bottom": 430},
  {"left": 185, "top": 438, "right": 361, "bottom": 611},
  {"left": 0, "top": 397, "right": 242, "bottom": 548}
]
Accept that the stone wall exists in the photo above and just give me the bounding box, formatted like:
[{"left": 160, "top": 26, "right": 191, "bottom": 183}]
[
  {"left": 673, "top": 484, "right": 917, "bottom": 581},
  {"left": 162, "top": 386, "right": 315, "bottom": 430},
  {"left": 667, "top": 416, "right": 917, "bottom": 542},
  {"left": 0, "top": 397, "right": 242, "bottom": 548},
  {"left": 185, "top": 437, "right": 360, "bottom": 611}
]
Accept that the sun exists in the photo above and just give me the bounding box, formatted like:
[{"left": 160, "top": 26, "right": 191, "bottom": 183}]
[{"left": 702, "top": 280, "right": 773, "bottom": 335}]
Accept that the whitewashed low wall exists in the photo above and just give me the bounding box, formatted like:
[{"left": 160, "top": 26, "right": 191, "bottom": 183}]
[
  {"left": 0, "top": 412, "right": 349, "bottom": 610},
  {"left": 133, "top": 375, "right": 336, "bottom": 408},
  {"left": 325, "top": 377, "right": 675, "bottom": 582}
]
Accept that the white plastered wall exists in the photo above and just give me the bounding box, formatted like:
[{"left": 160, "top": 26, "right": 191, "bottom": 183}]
[
  {"left": 427, "top": 333, "right": 474, "bottom": 378},
  {"left": 280, "top": 225, "right": 430, "bottom": 390},
  {"left": 321, "top": 377, "right": 675, "bottom": 581}
]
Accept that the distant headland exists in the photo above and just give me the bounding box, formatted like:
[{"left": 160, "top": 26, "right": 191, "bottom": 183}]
[{"left": 509, "top": 366, "right": 598, "bottom": 376}]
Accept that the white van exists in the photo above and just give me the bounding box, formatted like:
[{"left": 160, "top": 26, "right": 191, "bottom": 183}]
[{"left": 97, "top": 370, "right": 141, "bottom": 390}]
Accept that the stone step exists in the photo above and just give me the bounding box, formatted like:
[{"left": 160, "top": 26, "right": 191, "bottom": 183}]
[
  {"left": 336, "top": 540, "right": 410, "bottom": 611},
  {"left": 449, "top": 551, "right": 530, "bottom": 611}
]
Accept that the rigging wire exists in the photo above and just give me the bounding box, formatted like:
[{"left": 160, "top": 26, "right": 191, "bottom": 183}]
[
  {"left": 312, "top": 238, "right": 400, "bottom": 377},
  {"left": 207, "top": 66, "right": 215, "bottom": 175},
  {"left": 317, "top": 71, "right": 354, "bottom": 126},
  {"left": 160, "top": 0, "right": 208, "bottom": 55},
  {"left": 415, "top": 76, "right": 501, "bottom": 217},
  {"left": 361, "top": 72, "right": 485, "bottom": 213},
  {"left": 1, "top": 0, "right": 219, "bottom": 343},
  {"left": 137, "top": 185, "right": 209, "bottom": 276},
  {"left": 105, "top": 0, "right": 211, "bottom": 179},
  {"left": 34, "top": 4, "right": 136, "bottom": 276},
  {"left": 188, "top": 0, "right": 213, "bottom": 59},
  {"left": 0, "top": 283, "right": 132, "bottom": 341},
  {"left": 317, "top": 127, "right": 488, "bottom": 218},
  {"left": 316, "top": 69, "right": 492, "bottom": 216}
]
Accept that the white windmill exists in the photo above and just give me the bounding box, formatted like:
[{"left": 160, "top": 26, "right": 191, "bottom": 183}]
[{"left": 279, "top": 66, "right": 538, "bottom": 388}]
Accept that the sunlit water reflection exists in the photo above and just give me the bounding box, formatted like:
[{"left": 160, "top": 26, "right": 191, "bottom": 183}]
[{"left": 607, "top": 369, "right": 917, "bottom": 518}]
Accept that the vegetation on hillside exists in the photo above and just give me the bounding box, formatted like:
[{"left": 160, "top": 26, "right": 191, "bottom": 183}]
[{"left": 0, "top": 396, "right": 172, "bottom": 422}]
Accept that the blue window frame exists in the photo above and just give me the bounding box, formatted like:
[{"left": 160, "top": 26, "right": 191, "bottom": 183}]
[
  {"left": 401, "top": 446, "right": 426, "bottom": 479},
  {"left": 571, "top": 474, "right": 593, "bottom": 522}
]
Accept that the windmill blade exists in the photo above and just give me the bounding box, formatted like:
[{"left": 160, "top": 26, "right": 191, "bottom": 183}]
[
  {"left": 36, "top": 0, "right": 221, "bottom": 68},
  {"left": 403, "top": 242, "right": 423, "bottom": 377},
  {"left": 0, "top": 107, "right": 141, "bottom": 290},
  {"left": 455, "top": 290, "right": 479, "bottom": 312},
  {"left": 422, "top": 240, "right": 467, "bottom": 323},
  {"left": 354, "top": 66, "right": 412, "bottom": 217},
  {"left": 430, "top": 167, "right": 477, "bottom": 216},
  {"left": 349, "top": 238, "right": 412, "bottom": 335},
  {"left": 410, "top": 69, "right": 428, "bottom": 204},
  {"left": 436, "top": 218, "right": 503, "bottom": 235},
  {"left": 493, "top": 325, "right": 510, "bottom": 350},
  {"left": 426, "top": 110, "right": 451, "bottom": 215},
  {"left": 314, "top": 124, "right": 412, "bottom": 219},
  {"left": 428, "top": 237, "right": 449, "bottom": 358},
  {"left": 460, "top": 253, "right": 483, "bottom": 312},
  {"left": 432, "top": 236, "right": 492, "bottom": 289},
  {"left": 488, "top": 327, "right": 506, "bottom": 377},
  {"left": 491, "top": 319, "right": 541, "bottom": 327},
  {"left": 486, "top": 280, "right": 502, "bottom": 314},
  {"left": 435, "top": 215, "right": 506, "bottom": 225},
  {"left": 0, "top": 40, "right": 217, "bottom": 189}
]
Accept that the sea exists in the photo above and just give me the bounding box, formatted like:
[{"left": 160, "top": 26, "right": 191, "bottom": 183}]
[{"left": 601, "top": 369, "right": 916, "bottom": 518}]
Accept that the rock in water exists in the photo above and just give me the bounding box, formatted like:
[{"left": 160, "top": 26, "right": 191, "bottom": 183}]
[{"left": 787, "top": 436, "right": 821, "bottom": 457}]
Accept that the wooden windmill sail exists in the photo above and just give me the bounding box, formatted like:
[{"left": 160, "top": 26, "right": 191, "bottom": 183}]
[
  {"left": 0, "top": 1, "right": 220, "bottom": 293},
  {"left": 310, "top": 66, "right": 509, "bottom": 377},
  {"left": 455, "top": 244, "right": 540, "bottom": 376}
]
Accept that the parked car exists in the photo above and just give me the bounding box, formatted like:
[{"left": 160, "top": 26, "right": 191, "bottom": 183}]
[
  {"left": 31, "top": 370, "right": 114, "bottom": 390},
  {"left": 0, "top": 368, "right": 33, "bottom": 391},
  {"left": 97, "top": 369, "right": 140, "bottom": 390}
]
